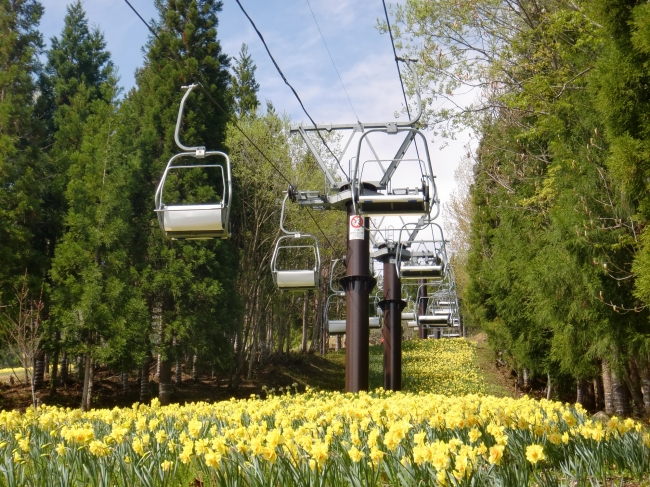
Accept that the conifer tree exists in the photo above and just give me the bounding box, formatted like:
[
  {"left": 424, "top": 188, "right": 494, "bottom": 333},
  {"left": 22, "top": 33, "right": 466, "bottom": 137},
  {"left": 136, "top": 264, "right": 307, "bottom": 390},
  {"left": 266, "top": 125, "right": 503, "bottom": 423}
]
[
  {"left": 0, "top": 0, "right": 46, "bottom": 331},
  {"left": 231, "top": 43, "right": 260, "bottom": 118},
  {"left": 41, "top": 1, "right": 116, "bottom": 393},
  {"left": 127, "top": 0, "right": 239, "bottom": 405}
]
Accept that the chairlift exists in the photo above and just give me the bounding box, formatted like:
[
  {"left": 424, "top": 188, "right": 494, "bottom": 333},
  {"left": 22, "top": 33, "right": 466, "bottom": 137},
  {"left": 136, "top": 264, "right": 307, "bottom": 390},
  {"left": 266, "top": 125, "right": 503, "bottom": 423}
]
[
  {"left": 401, "top": 294, "right": 416, "bottom": 322},
  {"left": 271, "top": 191, "right": 321, "bottom": 292},
  {"left": 396, "top": 222, "right": 448, "bottom": 280},
  {"left": 351, "top": 128, "right": 438, "bottom": 217},
  {"left": 154, "top": 84, "right": 232, "bottom": 240}
]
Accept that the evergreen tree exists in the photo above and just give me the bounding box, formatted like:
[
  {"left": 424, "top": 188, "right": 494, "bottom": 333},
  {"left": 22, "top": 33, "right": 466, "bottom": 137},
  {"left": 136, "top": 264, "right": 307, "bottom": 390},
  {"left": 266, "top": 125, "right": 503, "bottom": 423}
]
[
  {"left": 231, "top": 43, "right": 259, "bottom": 118},
  {"left": 41, "top": 1, "right": 117, "bottom": 393},
  {"left": 127, "top": 0, "right": 239, "bottom": 405},
  {"left": 0, "top": 0, "right": 46, "bottom": 310}
]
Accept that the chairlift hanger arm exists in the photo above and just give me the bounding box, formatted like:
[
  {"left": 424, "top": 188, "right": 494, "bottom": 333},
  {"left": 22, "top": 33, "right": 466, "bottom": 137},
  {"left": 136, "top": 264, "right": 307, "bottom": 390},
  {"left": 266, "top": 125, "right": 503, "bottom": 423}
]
[
  {"left": 289, "top": 59, "right": 421, "bottom": 133},
  {"left": 174, "top": 84, "right": 206, "bottom": 154}
]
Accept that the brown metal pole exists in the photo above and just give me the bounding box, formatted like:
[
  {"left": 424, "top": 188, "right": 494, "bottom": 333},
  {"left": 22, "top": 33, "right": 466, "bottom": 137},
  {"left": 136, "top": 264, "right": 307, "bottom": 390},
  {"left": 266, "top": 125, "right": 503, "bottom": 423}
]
[
  {"left": 417, "top": 278, "right": 428, "bottom": 339},
  {"left": 381, "top": 250, "right": 405, "bottom": 391},
  {"left": 341, "top": 203, "right": 375, "bottom": 393}
]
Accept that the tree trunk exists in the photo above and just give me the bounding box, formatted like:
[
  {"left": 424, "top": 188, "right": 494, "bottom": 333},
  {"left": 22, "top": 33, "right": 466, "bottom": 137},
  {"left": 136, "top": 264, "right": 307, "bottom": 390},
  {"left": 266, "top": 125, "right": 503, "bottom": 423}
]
[
  {"left": 523, "top": 368, "right": 530, "bottom": 391},
  {"left": 49, "top": 345, "right": 59, "bottom": 391},
  {"left": 602, "top": 360, "right": 614, "bottom": 415},
  {"left": 594, "top": 377, "right": 603, "bottom": 411},
  {"left": 301, "top": 294, "right": 309, "bottom": 353},
  {"left": 247, "top": 328, "right": 258, "bottom": 380},
  {"left": 159, "top": 357, "right": 172, "bottom": 406},
  {"left": 336, "top": 335, "right": 341, "bottom": 352},
  {"left": 33, "top": 349, "right": 45, "bottom": 389},
  {"left": 610, "top": 367, "right": 631, "bottom": 417},
  {"left": 625, "top": 358, "right": 645, "bottom": 417},
  {"left": 638, "top": 360, "right": 650, "bottom": 417},
  {"left": 60, "top": 351, "right": 68, "bottom": 382},
  {"left": 546, "top": 373, "right": 552, "bottom": 401},
  {"left": 139, "top": 357, "right": 150, "bottom": 402},
  {"left": 576, "top": 378, "right": 584, "bottom": 406},
  {"left": 156, "top": 354, "right": 161, "bottom": 380},
  {"left": 310, "top": 294, "right": 320, "bottom": 352},
  {"left": 121, "top": 371, "right": 128, "bottom": 395},
  {"left": 192, "top": 355, "right": 198, "bottom": 383},
  {"left": 286, "top": 315, "right": 291, "bottom": 355},
  {"left": 86, "top": 359, "right": 94, "bottom": 411},
  {"left": 517, "top": 370, "right": 524, "bottom": 390},
  {"left": 175, "top": 359, "right": 182, "bottom": 386},
  {"left": 80, "top": 353, "right": 92, "bottom": 411}
]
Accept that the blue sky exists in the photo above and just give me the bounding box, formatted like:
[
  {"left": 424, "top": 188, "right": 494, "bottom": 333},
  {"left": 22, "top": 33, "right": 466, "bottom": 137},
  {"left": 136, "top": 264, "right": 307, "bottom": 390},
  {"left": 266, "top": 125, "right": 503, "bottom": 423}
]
[{"left": 39, "top": 0, "right": 470, "bottom": 235}]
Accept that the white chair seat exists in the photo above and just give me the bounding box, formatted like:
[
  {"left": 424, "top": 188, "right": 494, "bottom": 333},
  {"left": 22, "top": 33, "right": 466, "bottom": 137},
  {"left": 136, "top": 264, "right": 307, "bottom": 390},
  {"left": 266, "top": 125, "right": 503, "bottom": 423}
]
[
  {"left": 400, "top": 265, "right": 443, "bottom": 279},
  {"left": 276, "top": 270, "right": 318, "bottom": 289},
  {"left": 162, "top": 204, "right": 224, "bottom": 234},
  {"left": 328, "top": 320, "right": 346, "bottom": 334}
]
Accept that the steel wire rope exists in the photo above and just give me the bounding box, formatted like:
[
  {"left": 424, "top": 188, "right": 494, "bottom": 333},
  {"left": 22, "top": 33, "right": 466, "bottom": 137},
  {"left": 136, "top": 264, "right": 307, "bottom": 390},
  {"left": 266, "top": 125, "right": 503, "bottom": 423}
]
[
  {"left": 305, "top": 0, "right": 360, "bottom": 124},
  {"left": 234, "top": 0, "right": 350, "bottom": 182},
  {"left": 123, "top": 0, "right": 337, "bottom": 251},
  {"left": 381, "top": 0, "right": 423, "bottom": 170}
]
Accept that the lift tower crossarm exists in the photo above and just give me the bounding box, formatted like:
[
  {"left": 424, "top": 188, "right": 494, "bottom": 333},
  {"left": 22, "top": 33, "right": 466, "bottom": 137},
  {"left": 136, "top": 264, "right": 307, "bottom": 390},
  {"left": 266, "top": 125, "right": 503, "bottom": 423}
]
[
  {"left": 296, "top": 126, "right": 339, "bottom": 189},
  {"left": 379, "top": 131, "right": 416, "bottom": 187}
]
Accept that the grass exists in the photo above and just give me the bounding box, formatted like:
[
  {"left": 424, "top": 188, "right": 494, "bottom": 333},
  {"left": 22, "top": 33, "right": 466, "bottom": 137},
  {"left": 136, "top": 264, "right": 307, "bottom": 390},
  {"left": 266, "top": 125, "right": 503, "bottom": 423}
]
[{"left": 469, "top": 333, "right": 514, "bottom": 397}]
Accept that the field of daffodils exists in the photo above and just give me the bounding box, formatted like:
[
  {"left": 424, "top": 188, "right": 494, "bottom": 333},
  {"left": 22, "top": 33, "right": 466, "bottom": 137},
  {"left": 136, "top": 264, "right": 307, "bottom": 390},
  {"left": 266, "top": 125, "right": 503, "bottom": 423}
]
[{"left": 0, "top": 339, "right": 648, "bottom": 486}]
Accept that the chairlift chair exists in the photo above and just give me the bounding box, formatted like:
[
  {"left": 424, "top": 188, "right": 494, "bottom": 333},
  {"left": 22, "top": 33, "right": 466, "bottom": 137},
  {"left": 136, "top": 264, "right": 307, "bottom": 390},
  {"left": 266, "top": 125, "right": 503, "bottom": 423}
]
[
  {"left": 154, "top": 84, "right": 232, "bottom": 240},
  {"left": 271, "top": 192, "right": 321, "bottom": 292},
  {"left": 351, "top": 128, "right": 438, "bottom": 217},
  {"left": 396, "top": 222, "right": 448, "bottom": 280}
]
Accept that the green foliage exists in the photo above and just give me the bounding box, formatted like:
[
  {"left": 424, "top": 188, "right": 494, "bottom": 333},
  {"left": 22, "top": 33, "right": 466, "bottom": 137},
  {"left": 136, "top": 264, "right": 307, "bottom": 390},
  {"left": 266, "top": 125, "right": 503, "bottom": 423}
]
[
  {"left": 397, "top": 0, "right": 650, "bottom": 398},
  {"left": 126, "top": 0, "right": 239, "bottom": 370},
  {"left": 231, "top": 43, "right": 260, "bottom": 118},
  {"left": 0, "top": 0, "right": 46, "bottom": 307}
]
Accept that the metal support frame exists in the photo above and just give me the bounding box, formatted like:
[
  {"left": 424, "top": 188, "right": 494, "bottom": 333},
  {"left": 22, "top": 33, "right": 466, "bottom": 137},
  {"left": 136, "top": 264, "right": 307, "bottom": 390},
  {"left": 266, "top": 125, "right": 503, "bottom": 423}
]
[
  {"left": 375, "top": 244, "right": 406, "bottom": 391},
  {"left": 340, "top": 203, "right": 375, "bottom": 393},
  {"left": 417, "top": 279, "right": 428, "bottom": 339}
]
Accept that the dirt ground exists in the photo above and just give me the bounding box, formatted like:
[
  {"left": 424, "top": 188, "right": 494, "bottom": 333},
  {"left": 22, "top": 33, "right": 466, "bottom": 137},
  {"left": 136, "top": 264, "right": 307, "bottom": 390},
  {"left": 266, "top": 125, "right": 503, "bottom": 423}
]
[{"left": 0, "top": 351, "right": 347, "bottom": 411}]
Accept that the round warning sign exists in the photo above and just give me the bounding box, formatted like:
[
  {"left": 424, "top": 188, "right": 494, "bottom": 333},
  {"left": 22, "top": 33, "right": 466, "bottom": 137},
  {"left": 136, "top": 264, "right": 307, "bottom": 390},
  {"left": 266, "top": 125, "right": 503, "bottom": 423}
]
[{"left": 349, "top": 215, "right": 364, "bottom": 240}]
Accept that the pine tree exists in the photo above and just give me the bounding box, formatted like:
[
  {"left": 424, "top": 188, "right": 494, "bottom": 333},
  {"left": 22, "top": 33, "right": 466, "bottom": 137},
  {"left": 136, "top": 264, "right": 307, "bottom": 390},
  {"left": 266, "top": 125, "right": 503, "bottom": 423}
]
[
  {"left": 127, "top": 0, "right": 239, "bottom": 405},
  {"left": 231, "top": 43, "right": 260, "bottom": 118},
  {"left": 0, "top": 0, "right": 46, "bottom": 317}
]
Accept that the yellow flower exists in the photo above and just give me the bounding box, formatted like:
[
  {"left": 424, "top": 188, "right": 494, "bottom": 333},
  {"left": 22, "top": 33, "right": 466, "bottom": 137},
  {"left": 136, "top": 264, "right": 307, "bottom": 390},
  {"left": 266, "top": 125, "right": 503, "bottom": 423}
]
[
  {"left": 525, "top": 444, "right": 545, "bottom": 464},
  {"left": 161, "top": 460, "right": 173, "bottom": 472},
  {"left": 89, "top": 440, "right": 109, "bottom": 457},
  {"left": 310, "top": 441, "right": 329, "bottom": 465},
  {"left": 188, "top": 418, "right": 202, "bottom": 438},
  {"left": 132, "top": 437, "right": 145, "bottom": 456},
  {"left": 262, "top": 446, "right": 277, "bottom": 463},
  {"left": 488, "top": 444, "right": 504, "bottom": 465},
  {"left": 369, "top": 447, "right": 384, "bottom": 465},
  {"left": 468, "top": 428, "right": 481, "bottom": 443},
  {"left": 155, "top": 429, "right": 167, "bottom": 444},
  {"left": 347, "top": 446, "right": 364, "bottom": 463},
  {"left": 205, "top": 450, "right": 221, "bottom": 468},
  {"left": 55, "top": 443, "right": 66, "bottom": 456}
]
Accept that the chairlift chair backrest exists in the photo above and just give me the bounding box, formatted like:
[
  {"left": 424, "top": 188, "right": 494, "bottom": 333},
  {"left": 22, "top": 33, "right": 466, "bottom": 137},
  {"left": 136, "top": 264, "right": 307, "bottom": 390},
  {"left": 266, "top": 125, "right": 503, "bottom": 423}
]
[{"left": 154, "top": 84, "right": 232, "bottom": 240}]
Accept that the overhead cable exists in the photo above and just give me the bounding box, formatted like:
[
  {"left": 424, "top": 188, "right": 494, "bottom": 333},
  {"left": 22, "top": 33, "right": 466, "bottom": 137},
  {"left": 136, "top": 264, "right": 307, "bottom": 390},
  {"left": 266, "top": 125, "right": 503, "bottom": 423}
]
[
  {"left": 381, "top": 0, "right": 422, "bottom": 160},
  {"left": 234, "top": 0, "right": 350, "bottom": 181},
  {"left": 305, "top": 0, "right": 360, "bottom": 124}
]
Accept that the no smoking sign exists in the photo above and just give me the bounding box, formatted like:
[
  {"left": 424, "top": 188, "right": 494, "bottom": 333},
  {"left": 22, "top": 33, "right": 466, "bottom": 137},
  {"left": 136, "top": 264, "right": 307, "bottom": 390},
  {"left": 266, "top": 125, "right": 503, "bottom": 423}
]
[{"left": 349, "top": 215, "right": 364, "bottom": 240}]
